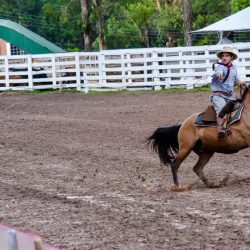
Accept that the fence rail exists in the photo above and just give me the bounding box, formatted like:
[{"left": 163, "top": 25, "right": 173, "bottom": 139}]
[{"left": 0, "top": 42, "right": 250, "bottom": 92}]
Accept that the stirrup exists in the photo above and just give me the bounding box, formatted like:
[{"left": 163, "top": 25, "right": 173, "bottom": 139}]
[
  {"left": 218, "top": 128, "right": 232, "bottom": 139},
  {"left": 218, "top": 130, "right": 226, "bottom": 139}
]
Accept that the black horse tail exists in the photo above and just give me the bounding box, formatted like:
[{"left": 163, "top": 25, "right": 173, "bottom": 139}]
[{"left": 147, "top": 124, "right": 181, "bottom": 166}]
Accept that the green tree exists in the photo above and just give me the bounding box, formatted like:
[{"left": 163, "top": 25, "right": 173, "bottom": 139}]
[
  {"left": 192, "top": 0, "right": 230, "bottom": 30},
  {"left": 80, "top": 0, "right": 93, "bottom": 51},
  {"left": 1, "top": 0, "right": 248, "bottom": 51},
  {"left": 124, "top": 0, "right": 157, "bottom": 47},
  {"left": 230, "top": 0, "right": 249, "bottom": 13},
  {"left": 154, "top": 3, "right": 183, "bottom": 47},
  {"left": 181, "top": 0, "right": 192, "bottom": 46},
  {"left": 192, "top": 0, "right": 230, "bottom": 45},
  {"left": 43, "top": 0, "right": 84, "bottom": 51},
  {"left": 105, "top": 14, "right": 144, "bottom": 49}
]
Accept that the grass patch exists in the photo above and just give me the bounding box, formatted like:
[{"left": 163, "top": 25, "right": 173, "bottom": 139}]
[
  {"left": 87, "top": 87, "right": 210, "bottom": 95},
  {"left": 2, "top": 86, "right": 210, "bottom": 95},
  {"left": 3, "top": 88, "right": 79, "bottom": 95}
]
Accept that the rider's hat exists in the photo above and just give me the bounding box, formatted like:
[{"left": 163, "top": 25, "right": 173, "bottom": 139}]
[{"left": 217, "top": 46, "right": 238, "bottom": 60}]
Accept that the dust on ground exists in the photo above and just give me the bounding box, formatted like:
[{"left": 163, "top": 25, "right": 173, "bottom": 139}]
[{"left": 0, "top": 91, "right": 249, "bottom": 249}]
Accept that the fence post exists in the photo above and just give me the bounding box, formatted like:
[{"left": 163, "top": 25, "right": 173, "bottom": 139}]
[
  {"left": 6, "top": 229, "right": 18, "bottom": 250},
  {"left": 34, "top": 239, "right": 42, "bottom": 250},
  {"left": 205, "top": 48, "right": 210, "bottom": 84},
  {"left": 121, "top": 52, "right": 126, "bottom": 90},
  {"left": 75, "top": 52, "right": 81, "bottom": 91},
  {"left": 4, "top": 57, "right": 9, "bottom": 90},
  {"left": 28, "top": 55, "right": 33, "bottom": 90},
  {"left": 179, "top": 49, "right": 185, "bottom": 88},
  {"left": 185, "top": 49, "right": 194, "bottom": 89},
  {"left": 127, "top": 53, "right": 132, "bottom": 88},
  {"left": 52, "top": 55, "right": 57, "bottom": 88},
  {"left": 152, "top": 50, "right": 160, "bottom": 90},
  {"left": 99, "top": 52, "right": 105, "bottom": 87}
]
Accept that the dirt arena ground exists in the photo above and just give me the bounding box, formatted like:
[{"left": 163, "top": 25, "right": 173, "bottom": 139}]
[{"left": 0, "top": 90, "right": 249, "bottom": 249}]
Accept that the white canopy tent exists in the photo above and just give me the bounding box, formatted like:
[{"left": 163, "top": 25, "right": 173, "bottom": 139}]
[{"left": 190, "top": 6, "right": 250, "bottom": 44}]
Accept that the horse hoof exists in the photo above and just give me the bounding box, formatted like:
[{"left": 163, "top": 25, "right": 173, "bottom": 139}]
[
  {"left": 218, "top": 176, "right": 229, "bottom": 187},
  {"left": 207, "top": 184, "right": 218, "bottom": 188},
  {"left": 171, "top": 185, "right": 190, "bottom": 192},
  {"left": 207, "top": 177, "right": 229, "bottom": 188}
]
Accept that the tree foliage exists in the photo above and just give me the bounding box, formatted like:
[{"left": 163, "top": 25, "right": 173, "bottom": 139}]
[
  {"left": 0, "top": 0, "right": 248, "bottom": 51},
  {"left": 230, "top": 0, "right": 249, "bottom": 13}
]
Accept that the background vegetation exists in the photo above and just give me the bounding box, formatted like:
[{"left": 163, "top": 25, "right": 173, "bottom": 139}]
[{"left": 0, "top": 0, "right": 249, "bottom": 51}]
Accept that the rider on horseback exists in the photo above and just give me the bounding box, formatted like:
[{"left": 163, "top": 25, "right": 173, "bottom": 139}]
[{"left": 210, "top": 47, "right": 245, "bottom": 139}]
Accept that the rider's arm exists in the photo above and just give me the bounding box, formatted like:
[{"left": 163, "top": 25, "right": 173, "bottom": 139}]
[
  {"left": 235, "top": 68, "right": 245, "bottom": 88},
  {"left": 215, "top": 65, "right": 223, "bottom": 81},
  {"left": 235, "top": 80, "right": 246, "bottom": 88}
]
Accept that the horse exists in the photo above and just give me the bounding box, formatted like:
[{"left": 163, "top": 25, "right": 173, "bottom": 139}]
[{"left": 147, "top": 85, "right": 250, "bottom": 191}]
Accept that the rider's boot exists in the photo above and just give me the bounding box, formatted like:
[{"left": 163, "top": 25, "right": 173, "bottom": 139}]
[
  {"left": 217, "top": 101, "right": 236, "bottom": 138},
  {"left": 216, "top": 117, "right": 226, "bottom": 139},
  {"left": 218, "top": 100, "right": 236, "bottom": 118}
]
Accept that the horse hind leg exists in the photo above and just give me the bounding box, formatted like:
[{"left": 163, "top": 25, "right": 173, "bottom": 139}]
[
  {"left": 171, "top": 123, "right": 198, "bottom": 191},
  {"left": 170, "top": 147, "right": 193, "bottom": 191}
]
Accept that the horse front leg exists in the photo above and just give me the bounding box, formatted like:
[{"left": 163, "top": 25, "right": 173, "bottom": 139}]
[{"left": 193, "top": 152, "right": 214, "bottom": 187}]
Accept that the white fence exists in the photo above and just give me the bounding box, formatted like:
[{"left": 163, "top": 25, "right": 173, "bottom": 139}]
[
  {"left": 0, "top": 224, "right": 62, "bottom": 250},
  {"left": 0, "top": 42, "right": 250, "bottom": 92}
]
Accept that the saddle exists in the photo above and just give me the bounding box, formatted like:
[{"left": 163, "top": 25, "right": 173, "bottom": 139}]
[{"left": 194, "top": 102, "right": 244, "bottom": 127}]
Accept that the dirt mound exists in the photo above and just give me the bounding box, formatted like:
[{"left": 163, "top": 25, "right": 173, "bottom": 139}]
[{"left": 0, "top": 91, "right": 249, "bottom": 249}]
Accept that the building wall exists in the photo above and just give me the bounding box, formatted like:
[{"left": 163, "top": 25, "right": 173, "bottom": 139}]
[
  {"left": 0, "top": 39, "right": 7, "bottom": 55},
  {"left": 0, "top": 39, "right": 26, "bottom": 55}
]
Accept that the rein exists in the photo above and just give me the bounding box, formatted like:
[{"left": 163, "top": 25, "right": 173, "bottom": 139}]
[{"left": 239, "top": 85, "right": 249, "bottom": 102}]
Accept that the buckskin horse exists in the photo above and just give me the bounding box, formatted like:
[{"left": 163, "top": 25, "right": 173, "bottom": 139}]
[{"left": 147, "top": 85, "right": 250, "bottom": 191}]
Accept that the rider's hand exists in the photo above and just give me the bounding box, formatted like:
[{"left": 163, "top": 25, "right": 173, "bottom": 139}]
[
  {"left": 239, "top": 82, "right": 246, "bottom": 88},
  {"left": 216, "top": 73, "right": 222, "bottom": 80}
]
